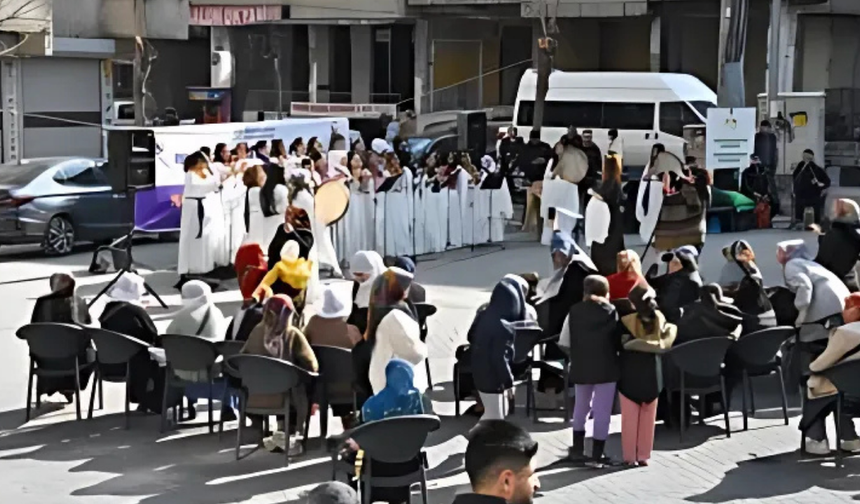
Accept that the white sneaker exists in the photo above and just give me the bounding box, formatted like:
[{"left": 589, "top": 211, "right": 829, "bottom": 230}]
[
  {"left": 840, "top": 439, "right": 860, "bottom": 453},
  {"left": 805, "top": 437, "right": 831, "bottom": 456},
  {"left": 263, "top": 431, "right": 287, "bottom": 452}
]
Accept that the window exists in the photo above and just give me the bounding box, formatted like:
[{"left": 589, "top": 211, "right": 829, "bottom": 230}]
[
  {"left": 516, "top": 101, "right": 654, "bottom": 130},
  {"left": 53, "top": 160, "right": 105, "bottom": 187},
  {"left": 431, "top": 136, "right": 459, "bottom": 155},
  {"left": 659, "top": 102, "right": 701, "bottom": 138},
  {"left": 0, "top": 161, "right": 55, "bottom": 186},
  {"left": 689, "top": 101, "right": 716, "bottom": 120},
  {"left": 603, "top": 103, "right": 655, "bottom": 130},
  {"left": 117, "top": 103, "right": 134, "bottom": 121}
]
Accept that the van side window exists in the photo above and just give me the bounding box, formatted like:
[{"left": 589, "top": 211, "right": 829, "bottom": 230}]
[
  {"left": 659, "top": 102, "right": 700, "bottom": 137},
  {"left": 603, "top": 103, "right": 655, "bottom": 130}
]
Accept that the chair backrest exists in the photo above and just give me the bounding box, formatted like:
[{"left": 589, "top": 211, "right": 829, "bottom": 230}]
[
  {"left": 729, "top": 326, "right": 795, "bottom": 367},
  {"left": 312, "top": 345, "right": 355, "bottom": 385},
  {"left": 228, "top": 354, "right": 315, "bottom": 396},
  {"left": 820, "top": 359, "right": 860, "bottom": 397},
  {"left": 160, "top": 334, "right": 220, "bottom": 373},
  {"left": 17, "top": 323, "right": 89, "bottom": 360},
  {"left": 88, "top": 327, "right": 150, "bottom": 365},
  {"left": 414, "top": 303, "right": 438, "bottom": 323},
  {"left": 349, "top": 414, "right": 441, "bottom": 464},
  {"left": 665, "top": 336, "right": 734, "bottom": 378},
  {"left": 513, "top": 327, "right": 544, "bottom": 364},
  {"left": 216, "top": 340, "right": 245, "bottom": 360}
]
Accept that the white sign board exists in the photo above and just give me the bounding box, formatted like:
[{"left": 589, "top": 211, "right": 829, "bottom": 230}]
[{"left": 706, "top": 107, "right": 756, "bottom": 171}]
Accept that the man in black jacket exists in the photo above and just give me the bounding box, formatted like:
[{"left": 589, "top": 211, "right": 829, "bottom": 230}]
[
  {"left": 452, "top": 420, "right": 540, "bottom": 504},
  {"left": 793, "top": 148, "right": 830, "bottom": 226}
]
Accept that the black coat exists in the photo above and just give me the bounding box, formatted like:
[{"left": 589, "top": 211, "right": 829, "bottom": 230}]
[
  {"left": 619, "top": 349, "right": 663, "bottom": 404},
  {"left": 590, "top": 180, "right": 625, "bottom": 275},
  {"left": 754, "top": 131, "right": 778, "bottom": 168},
  {"left": 793, "top": 161, "right": 830, "bottom": 202},
  {"left": 567, "top": 300, "right": 622, "bottom": 385},
  {"left": 650, "top": 270, "right": 703, "bottom": 323},
  {"left": 816, "top": 221, "right": 860, "bottom": 288},
  {"left": 539, "top": 256, "right": 598, "bottom": 338},
  {"left": 469, "top": 281, "right": 523, "bottom": 393},
  {"left": 225, "top": 302, "right": 264, "bottom": 341},
  {"left": 674, "top": 301, "right": 743, "bottom": 345}
]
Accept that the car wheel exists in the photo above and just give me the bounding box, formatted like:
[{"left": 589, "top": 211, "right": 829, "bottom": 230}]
[{"left": 44, "top": 215, "right": 75, "bottom": 256}]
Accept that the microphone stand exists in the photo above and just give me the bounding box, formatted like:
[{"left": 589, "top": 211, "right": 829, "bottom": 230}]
[{"left": 470, "top": 173, "right": 506, "bottom": 253}]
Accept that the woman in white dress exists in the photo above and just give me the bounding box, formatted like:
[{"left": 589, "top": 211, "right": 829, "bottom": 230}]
[
  {"left": 177, "top": 152, "right": 227, "bottom": 277},
  {"left": 422, "top": 152, "right": 448, "bottom": 254},
  {"left": 258, "top": 163, "right": 290, "bottom": 249},
  {"left": 244, "top": 166, "right": 267, "bottom": 247}
]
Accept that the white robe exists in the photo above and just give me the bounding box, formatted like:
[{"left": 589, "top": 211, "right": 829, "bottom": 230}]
[
  {"left": 245, "top": 187, "right": 265, "bottom": 247},
  {"left": 636, "top": 176, "right": 664, "bottom": 244},
  {"left": 423, "top": 181, "right": 449, "bottom": 254},
  {"left": 221, "top": 175, "right": 246, "bottom": 263},
  {"left": 260, "top": 184, "right": 289, "bottom": 250},
  {"left": 384, "top": 171, "right": 413, "bottom": 256},
  {"left": 177, "top": 170, "right": 227, "bottom": 275},
  {"left": 339, "top": 178, "right": 375, "bottom": 265}
]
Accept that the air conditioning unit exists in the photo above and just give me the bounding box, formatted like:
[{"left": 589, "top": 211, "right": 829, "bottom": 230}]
[{"left": 211, "top": 51, "right": 233, "bottom": 88}]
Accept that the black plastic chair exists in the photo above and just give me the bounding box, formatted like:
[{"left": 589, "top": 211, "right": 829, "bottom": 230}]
[
  {"left": 334, "top": 414, "right": 441, "bottom": 504},
  {"left": 228, "top": 354, "right": 317, "bottom": 465},
  {"left": 159, "top": 334, "right": 221, "bottom": 434},
  {"left": 453, "top": 344, "right": 472, "bottom": 417},
  {"left": 87, "top": 327, "right": 151, "bottom": 428},
  {"left": 309, "top": 345, "right": 358, "bottom": 443},
  {"left": 414, "top": 303, "right": 438, "bottom": 388},
  {"left": 17, "top": 323, "right": 95, "bottom": 422},
  {"left": 663, "top": 336, "right": 735, "bottom": 441},
  {"left": 726, "top": 326, "right": 794, "bottom": 431},
  {"left": 819, "top": 360, "right": 860, "bottom": 465},
  {"left": 215, "top": 340, "right": 245, "bottom": 437},
  {"left": 512, "top": 325, "right": 545, "bottom": 422}
]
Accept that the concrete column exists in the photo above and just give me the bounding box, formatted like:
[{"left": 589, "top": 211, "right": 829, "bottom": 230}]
[
  {"left": 309, "top": 25, "right": 331, "bottom": 103},
  {"left": 414, "top": 18, "right": 429, "bottom": 114},
  {"left": 650, "top": 16, "right": 661, "bottom": 72},
  {"left": 778, "top": 5, "right": 797, "bottom": 93},
  {"left": 350, "top": 25, "right": 372, "bottom": 104},
  {"left": 1, "top": 59, "right": 21, "bottom": 163}
]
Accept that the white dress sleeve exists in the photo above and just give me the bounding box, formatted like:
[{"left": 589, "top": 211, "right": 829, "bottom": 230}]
[{"left": 274, "top": 184, "right": 290, "bottom": 215}]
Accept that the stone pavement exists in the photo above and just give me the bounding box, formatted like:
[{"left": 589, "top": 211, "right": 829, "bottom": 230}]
[{"left": 2, "top": 229, "right": 860, "bottom": 504}]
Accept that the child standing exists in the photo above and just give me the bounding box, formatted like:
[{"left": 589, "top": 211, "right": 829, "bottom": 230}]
[{"left": 561, "top": 275, "right": 621, "bottom": 467}]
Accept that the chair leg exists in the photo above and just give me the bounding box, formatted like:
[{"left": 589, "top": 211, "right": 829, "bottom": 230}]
[
  {"left": 530, "top": 371, "right": 537, "bottom": 423},
  {"left": 664, "top": 389, "right": 673, "bottom": 429},
  {"left": 219, "top": 384, "right": 229, "bottom": 440},
  {"left": 564, "top": 361, "right": 571, "bottom": 423},
  {"left": 74, "top": 358, "right": 82, "bottom": 421},
  {"left": 160, "top": 369, "right": 170, "bottom": 433},
  {"left": 425, "top": 358, "right": 433, "bottom": 390},
  {"left": 720, "top": 375, "right": 731, "bottom": 439},
  {"left": 453, "top": 364, "right": 460, "bottom": 417},
  {"left": 836, "top": 394, "right": 844, "bottom": 467},
  {"left": 208, "top": 378, "right": 214, "bottom": 434},
  {"left": 747, "top": 373, "right": 756, "bottom": 416},
  {"left": 236, "top": 394, "right": 245, "bottom": 461},
  {"left": 777, "top": 366, "right": 789, "bottom": 426},
  {"left": 321, "top": 399, "right": 330, "bottom": 442},
  {"left": 741, "top": 371, "right": 749, "bottom": 432},
  {"left": 125, "top": 362, "right": 131, "bottom": 430},
  {"left": 25, "top": 359, "right": 34, "bottom": 422},
  {"left": 98, "top": 373, "right": 104, "bottom": 410},
  {"left": 698, "top": 395, "right": 706, "bottom": 426},
  {"left": 88, "top": 368, "right": 99, "bottom": 420},
  {"left": 419, "top": 463, "right": 429, "bottom": 504},
  {"left": 679, "top": 376, "right": 686, "bottom": 443},
  {"left": 284, "top": 396, "right": 291, "bottom": 467}
]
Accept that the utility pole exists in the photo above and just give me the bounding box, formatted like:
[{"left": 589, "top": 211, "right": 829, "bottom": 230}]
[
  {"left": 717, "top": 0, "right": 730, "bottom": 98},
  {"left": 532, "top": 3, "right": 557, "bottom": 135},
  {"left": 767, "top": 0, "right": 781, "bottom": 115},
  {"left": 132, "top": 0, "right": 145, "bottom": 127}
]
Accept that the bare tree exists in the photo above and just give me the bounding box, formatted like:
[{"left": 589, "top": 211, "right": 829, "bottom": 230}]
[
  {"left": 0, "top": 0, "right": 51, "bottom": 57},
  {"left": 530, "top": 0, "right": 559, "bottom": 135}
]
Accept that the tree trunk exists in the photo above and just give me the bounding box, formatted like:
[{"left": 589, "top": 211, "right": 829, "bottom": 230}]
[
  {"left": 133, "top": 0, "right": 145, "bottom": 126},
  {"left": 532, "top": 37, "right": 555, "bottom": 135}
]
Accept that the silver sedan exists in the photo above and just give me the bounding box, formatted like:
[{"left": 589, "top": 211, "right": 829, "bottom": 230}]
[{"left": 0, "top": 157, "right": 132, "bottom": 255}]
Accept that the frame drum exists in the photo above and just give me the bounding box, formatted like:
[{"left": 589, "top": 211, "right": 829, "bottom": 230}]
[{"left": 315, "top": 178, "right": 350, "bottom": 226}]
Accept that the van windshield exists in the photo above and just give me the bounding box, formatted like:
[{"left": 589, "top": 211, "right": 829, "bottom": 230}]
[
  {"left": 689, "top": 101, "right": 716, "bottom": 121},
  {"left": 517, "top": 101, "right": 655, "bottom": 130}
]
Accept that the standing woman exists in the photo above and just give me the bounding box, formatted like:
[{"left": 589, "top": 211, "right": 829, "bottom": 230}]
[
  {"left": 589, "top": 155, "right": 626, "bottom": 275},
  {"left": 342, "top": 151, "right": 374, "bottom": 258},
  {"left": 289, "top": 137, "right": 306, "bottom": 158},
  {"left": 243, "top": 164, "right": 268, "bottom": 246},
  {"left": 271, "top": 139, "right": 288, "bottom": 165},
  {"left": 177, "top": 151, "right": 227, "bottom": 279},
  {"left": 259, "top": 162, "right": 290, "bottom": 249},
  {"left": 348, "top": 250, "right": 386, "bottom": 334}
]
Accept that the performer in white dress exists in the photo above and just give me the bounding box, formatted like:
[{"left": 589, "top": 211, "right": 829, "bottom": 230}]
[
  {"left": 384, "top": 163, "right": 414, "bottom": 256},
  {"left": 336, "top": 151, "right": 374, "bottom": 264},
  {"left": 177, "top": 152, "right": 227, "bottom": 276},
  {"left": 258, "top": 163, "right": 290, "bottom": 249}
]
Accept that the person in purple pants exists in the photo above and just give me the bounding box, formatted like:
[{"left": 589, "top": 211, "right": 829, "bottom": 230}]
[{"left": 560, "top": 275, "right": 623, "bottom": 468}]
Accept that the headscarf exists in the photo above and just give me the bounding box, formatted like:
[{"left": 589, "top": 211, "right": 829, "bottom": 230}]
[
  {"left": 105, "top": 272, "right": 146, "bottom": 304},
  {"left": 551, "top": 230, "right": 575, "bottom": 258},
  {"left": 844, "top": 293, "right": 860, "bottom": 323},
  {"left": 719, "top": 239, "right": 761, "bottom": 286},
  {"left": 393, "top": 256, "right": 416, "bottom": 274},
  {"left": 261, "top": 295, "right": 295, "bottom": 358},
  {"left": 306, "top": 482, "right": 359, "bottom": 504},
  {"left": 165, "top": 280, "right": 225, "bottom": 340},
  {"left": 502, "top": 274, "right": 529, "bottom": 310},
  {"left": 361, "top": 358, "right": 424, "bottom": 422},
  {"left": 352, "top": 250, "right": 386, "bottom": 308},
  {"left": 616, "top": 249, "right": 642, "bottom": 275},
  {"left": 777, "top": 239, "right": 813, "bottom": 266},
  {"left": 366, "top": 267, "right": 415, "bottom": 343},
  {"left": 835, "top": 198, "right": 860, "bottom": 224},
  {"left": 235, "top": 243, "right": 267, "bottom": 299},
  {"left": 31, "top": 272, "right": 91, "bottom": 324}
]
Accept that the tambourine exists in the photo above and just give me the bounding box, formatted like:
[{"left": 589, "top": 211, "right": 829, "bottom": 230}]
[
  {"left": 315, "top": 178, "right": 350, "bottom": 226},
  {"left": 647, "top": 150, "right": 685, "bottom": 178},
  {"left": 553, "top": 145, "right": 588, "bottom": 184}
]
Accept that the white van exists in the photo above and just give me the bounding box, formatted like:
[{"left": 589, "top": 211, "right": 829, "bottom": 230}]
[{"left": 513, "top": 70, "right": 716, "bottom": 172}]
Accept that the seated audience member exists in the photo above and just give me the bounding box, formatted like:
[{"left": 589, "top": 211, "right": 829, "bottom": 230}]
[
  {"left": 242, "top": 295, "right": 318, "bottom": 455},
  {"left": 618, "top": 284, "right": 677, "bottom": 467},
  {"left": 648, "top": 246, "right": 703, "bottom": 322},
  {"left": 561, "top": 275, "right": 621, "bottom": 468},
  {"left": 454, "top": 420, "right": 540, "bottom": 504},
  {"left": 815, "top": 198, "right": 860, "bottom": 291},
  {"left": 29, "top": 273, "right": 93, "bottom": 401},
  {"left": 348, "top": 250, "right": 386, "bottom": 334},
  {"left": 778, "top": 240, "right": 851, "bottom": 327},
  {"left": 394, "top": 256, "right": 426, "bottom": 303},
  {"left": 305, "top": 482, "right": 359, "bottom": 504},
  {"left": 228, "top": 243, "right": 267, "bottom": 341},
  {"left": 303, "top": 286, "right": 362, "bottom": 349},
  {"left": 606, "top": 249, "right": 645, "bottom": 301},
  {"left": 718, "top": 240, "right": 776, "bottom": 333},
  {"left": 674, "top": 284, "right": 744, "bottom": 344},
  {"left": 537, "top": 229, "right": 598, "bottom": 340},
  {"left": 801, "top": 292, "right": 860, "bottom": 455},
  {"left": 469, "top": 277, "right": 528, "bottom": 422},
  {"left": 98, "top": 273, "right": 168, "bottom": 413}
]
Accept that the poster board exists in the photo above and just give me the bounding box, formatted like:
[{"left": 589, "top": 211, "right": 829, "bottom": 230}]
[{"left": 705, "top": 107, "right": 756, "bottom": 171}]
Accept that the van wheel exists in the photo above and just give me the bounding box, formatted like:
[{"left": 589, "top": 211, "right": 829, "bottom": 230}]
[{"left": 44, "top": 215, "right": 75, "bottom": 256}]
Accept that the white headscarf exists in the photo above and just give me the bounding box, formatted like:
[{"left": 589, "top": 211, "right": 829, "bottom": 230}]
[
  {"left": 166, "top": 280, "right": 225, "bottom": 341},
  {"left": 352, "top": 250, "right": 386, "bottom": 308},
  {"left": 106, "top": 272, "right": 146, "bottom": 304}
]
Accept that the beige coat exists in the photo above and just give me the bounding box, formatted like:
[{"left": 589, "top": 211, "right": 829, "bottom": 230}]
[
  {"left": 807, "top": 321, "right": 860, "bottom": 399},
  {"left": 303, "top": 316, "right": 362, "bottom": 349}
]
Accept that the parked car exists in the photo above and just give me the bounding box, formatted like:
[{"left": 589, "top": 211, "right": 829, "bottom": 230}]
[{"left": 0, "top": 157, "right": 132, "bottom": 255}]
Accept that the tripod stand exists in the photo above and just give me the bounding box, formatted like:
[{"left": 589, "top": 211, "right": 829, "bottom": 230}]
[
  {"left": 87, "top": 188, "right": 168, "bottom": 309},
  {"left": 471, "top": 173, "right": 506, "bottom": 253}
]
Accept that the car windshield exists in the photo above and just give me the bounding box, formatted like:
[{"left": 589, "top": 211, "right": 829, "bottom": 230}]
[
  {"left": 405, "top": 138, "right": 433, "bottom": 165},
  {"left": 689, "top": 101, "right": 717, "bottom": 121},
  {"left": 0, "top": 161, "right": 56, "bottom": 186}
]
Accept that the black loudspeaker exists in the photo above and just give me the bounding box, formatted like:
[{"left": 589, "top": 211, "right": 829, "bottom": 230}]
[
  {"left": 107, "top": 129, "right": 156, "bottom": 193},
  {"left": 457, "top": 111, "right": 488, "bottom": 159}
]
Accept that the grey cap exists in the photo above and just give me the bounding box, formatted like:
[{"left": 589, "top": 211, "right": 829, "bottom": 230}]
[{"left": 306, "top": 482, "right": 359, "bottom": 504}]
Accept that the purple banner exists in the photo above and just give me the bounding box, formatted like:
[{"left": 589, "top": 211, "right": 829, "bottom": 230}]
[{"left": 134, "top": 185, "right": 183, "bottom": 233}]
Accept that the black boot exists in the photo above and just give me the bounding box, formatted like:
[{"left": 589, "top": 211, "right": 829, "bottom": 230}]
[
  {"left": 586, "top": 439, "right": 607, "bottom": 469},
  {"left": 568, "top": 430, "right": 586, "bottom": 462}
]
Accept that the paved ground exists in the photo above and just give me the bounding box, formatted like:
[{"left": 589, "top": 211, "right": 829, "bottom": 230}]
[{"left": 2, "top": 228, "right": 860, "bottom": 504}]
